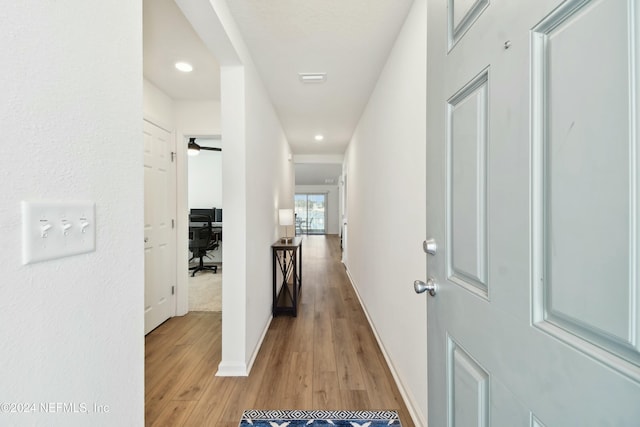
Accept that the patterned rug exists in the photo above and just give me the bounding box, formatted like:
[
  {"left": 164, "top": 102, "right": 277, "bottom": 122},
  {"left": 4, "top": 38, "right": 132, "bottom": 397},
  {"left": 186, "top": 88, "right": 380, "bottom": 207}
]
[{"left": 238, "top": 410, "right": 402, "bottom": 426}]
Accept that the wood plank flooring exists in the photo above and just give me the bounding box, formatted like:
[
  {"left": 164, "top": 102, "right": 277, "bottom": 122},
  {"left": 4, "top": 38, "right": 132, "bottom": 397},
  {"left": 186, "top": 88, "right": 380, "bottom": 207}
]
[{"left": 145, "top": 235, "right": 415, "bottom": 427}]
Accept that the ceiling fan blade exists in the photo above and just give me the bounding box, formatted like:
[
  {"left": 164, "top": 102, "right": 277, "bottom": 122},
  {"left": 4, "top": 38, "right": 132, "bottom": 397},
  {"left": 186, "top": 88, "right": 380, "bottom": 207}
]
[{"left": 200, "top": 146, "right": 222, "bottom": 152}]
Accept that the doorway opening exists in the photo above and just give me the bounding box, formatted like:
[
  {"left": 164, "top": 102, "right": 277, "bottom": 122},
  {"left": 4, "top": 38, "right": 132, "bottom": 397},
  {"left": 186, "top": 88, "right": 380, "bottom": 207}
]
[{"left": 187, "top": 136, "right": 223, "bottom": 312}]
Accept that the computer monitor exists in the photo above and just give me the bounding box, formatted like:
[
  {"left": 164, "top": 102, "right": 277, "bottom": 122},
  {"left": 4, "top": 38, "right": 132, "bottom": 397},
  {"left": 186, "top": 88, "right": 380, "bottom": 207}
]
[
  {"left": 190, "top": 208, "right": 214, "bottom": 226},
  {"left": 214, "top": 208, "right": 222, "bottom": 223}
]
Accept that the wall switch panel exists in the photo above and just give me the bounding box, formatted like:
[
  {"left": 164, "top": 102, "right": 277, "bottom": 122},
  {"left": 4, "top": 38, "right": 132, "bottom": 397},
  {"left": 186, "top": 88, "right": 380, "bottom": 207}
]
[{"left": 22, "top": 200, "right": 96, "bottom": 264}]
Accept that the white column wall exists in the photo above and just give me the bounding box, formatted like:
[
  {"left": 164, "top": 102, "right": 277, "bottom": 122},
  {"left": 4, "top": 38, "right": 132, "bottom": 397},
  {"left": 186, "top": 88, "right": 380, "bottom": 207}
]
[
  {"left": 219, "top": 65, "right": 249, "bottom": 373},
  {"left": 244, "top": 66, "right": 295, "bottom": 365}
]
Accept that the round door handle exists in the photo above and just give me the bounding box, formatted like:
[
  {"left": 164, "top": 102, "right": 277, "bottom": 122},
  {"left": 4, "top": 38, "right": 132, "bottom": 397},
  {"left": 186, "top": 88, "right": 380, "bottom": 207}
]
[{"left": 414, "top": 278, "right": 438, "bottom": 297}]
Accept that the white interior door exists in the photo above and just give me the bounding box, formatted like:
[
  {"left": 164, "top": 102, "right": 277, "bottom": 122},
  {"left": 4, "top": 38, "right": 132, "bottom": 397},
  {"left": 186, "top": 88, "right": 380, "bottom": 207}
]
[
  {"left": 144, "top": 119, "right": 176, "bottom": 334},
  {"left": 425, "top": 0, "right": 640, "bottom": 424}
]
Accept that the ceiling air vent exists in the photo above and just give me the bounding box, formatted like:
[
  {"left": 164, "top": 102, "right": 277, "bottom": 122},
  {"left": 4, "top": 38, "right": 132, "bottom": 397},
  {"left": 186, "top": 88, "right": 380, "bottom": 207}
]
[{"left": 299, "top": 73, "right": 327, "bottom": 83}]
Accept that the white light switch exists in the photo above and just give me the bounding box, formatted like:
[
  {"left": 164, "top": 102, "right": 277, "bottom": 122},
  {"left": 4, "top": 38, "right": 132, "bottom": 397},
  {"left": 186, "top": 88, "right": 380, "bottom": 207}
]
[{"left": 22, "top": 200, "right": 96, "bottom": 264}]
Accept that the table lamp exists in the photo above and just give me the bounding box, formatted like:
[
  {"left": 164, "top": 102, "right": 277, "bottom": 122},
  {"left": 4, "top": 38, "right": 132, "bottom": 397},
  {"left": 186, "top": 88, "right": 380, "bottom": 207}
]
[{"left": 279, "top": 209, "right": 294, "bottom": 243}]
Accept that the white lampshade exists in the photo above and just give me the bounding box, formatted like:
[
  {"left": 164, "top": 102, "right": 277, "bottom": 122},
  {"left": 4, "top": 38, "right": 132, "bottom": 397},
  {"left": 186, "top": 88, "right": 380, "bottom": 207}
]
[{"left": 278, "top": 209, "right": 294, "bottom": 226}]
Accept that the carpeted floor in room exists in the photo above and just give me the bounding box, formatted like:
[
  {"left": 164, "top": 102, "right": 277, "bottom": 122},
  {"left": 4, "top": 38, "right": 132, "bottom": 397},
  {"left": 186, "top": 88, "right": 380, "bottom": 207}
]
[{"left": 188, "top": 267, "right": 221, "bottom": 312}]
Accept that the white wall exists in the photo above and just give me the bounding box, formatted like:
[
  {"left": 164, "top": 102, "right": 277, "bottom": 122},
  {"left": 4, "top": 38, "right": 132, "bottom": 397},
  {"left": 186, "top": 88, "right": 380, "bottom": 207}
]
[
  {"left": 343, "top": 0, "right": 428, "bottom": 425},
  {"left": 175, "top": 100, "right": 221, "bottom": 136},
  {"left": 244, "top": 67, "right": 295, "bottom": 367},
  {"left": 1, "top": 2, "right": 143, "bottom": 426},
  {"left": 144, "top": 79, "right": 174, "bottom": 130},
  {"left": 187, "top": 142, "right": 223, "bottom": 210},
  {"left": 295, "top": 185, "right": 340, "bottom": 235}
]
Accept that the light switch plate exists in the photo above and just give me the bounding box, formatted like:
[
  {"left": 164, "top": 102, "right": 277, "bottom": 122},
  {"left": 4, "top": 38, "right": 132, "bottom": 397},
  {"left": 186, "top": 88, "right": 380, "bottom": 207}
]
[{"left": 22, "top": 200, "right": 96, "bottom": 264}]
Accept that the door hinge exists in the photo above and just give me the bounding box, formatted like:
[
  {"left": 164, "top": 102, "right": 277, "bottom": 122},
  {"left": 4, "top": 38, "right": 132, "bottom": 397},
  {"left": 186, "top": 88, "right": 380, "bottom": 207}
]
[
  {"left": 171, "top": 151, "right": 176, "bottom": 162},
  {"left": 171, "top": 219, "right": 175, "bottom": 229},
  {"left": 171, "top": 286, "right": 175, "bottom": 295}
]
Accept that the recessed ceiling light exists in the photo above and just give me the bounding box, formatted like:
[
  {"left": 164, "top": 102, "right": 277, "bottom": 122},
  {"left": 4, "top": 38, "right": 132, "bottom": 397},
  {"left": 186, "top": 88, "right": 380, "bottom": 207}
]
[
  {"left": 299, "top": 73, "right": 327, "bottom": 83},
  {"left": 314, "top": 135, "right": 324, "bottom": 141},
  {"left": 175, "top": 62, "right": 193, "bottom": 72}
]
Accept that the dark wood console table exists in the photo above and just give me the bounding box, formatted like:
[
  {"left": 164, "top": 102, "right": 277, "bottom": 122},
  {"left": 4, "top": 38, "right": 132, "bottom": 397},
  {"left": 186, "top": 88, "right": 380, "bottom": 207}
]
[{"left": 271, "top": 237, "right": 303, "bottom": 316}]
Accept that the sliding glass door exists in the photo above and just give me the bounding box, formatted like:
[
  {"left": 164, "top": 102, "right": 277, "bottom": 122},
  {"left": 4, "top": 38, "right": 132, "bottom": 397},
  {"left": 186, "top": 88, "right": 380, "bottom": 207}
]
[{"left": 294, "top": 193, "right": 327, "bottom": 235}]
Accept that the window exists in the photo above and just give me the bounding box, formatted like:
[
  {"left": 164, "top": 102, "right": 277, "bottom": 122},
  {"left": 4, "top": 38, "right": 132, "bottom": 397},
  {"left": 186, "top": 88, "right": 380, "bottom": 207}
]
[{"left": 294, "top": 193, "right": 327, "bottom": 235}]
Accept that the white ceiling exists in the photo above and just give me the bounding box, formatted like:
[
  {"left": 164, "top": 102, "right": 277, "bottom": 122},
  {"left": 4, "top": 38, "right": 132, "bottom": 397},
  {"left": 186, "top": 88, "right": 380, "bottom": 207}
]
[
  {"left": 143, "top": 0, "right": 414, "bottom": 182},
  {"left": 143, "top": 0, "right": 220, "bottom": 100},
  {"left": 225, "top": 0, "right": 414, "bottom": 155}
]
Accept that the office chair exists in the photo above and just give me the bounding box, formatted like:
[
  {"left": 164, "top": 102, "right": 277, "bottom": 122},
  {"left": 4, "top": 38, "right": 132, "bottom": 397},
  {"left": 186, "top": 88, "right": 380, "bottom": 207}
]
[{"left": 189, "top": 214, "right": 219, "bottom": 276}]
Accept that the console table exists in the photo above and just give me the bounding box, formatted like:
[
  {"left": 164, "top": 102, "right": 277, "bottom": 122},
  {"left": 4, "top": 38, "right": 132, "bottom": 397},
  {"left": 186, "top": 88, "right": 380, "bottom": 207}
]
[{"left": 271, "top": 237, "right": 303, "bottom": 316}]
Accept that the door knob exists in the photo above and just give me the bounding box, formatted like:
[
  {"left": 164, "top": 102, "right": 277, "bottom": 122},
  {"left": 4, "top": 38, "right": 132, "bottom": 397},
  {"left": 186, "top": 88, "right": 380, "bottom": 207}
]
[
  {"left": 414, "top": 278, "right": 438, "bottom": 297},
  {"left": 423, "top": 238, "right": 437, "bottom": 255}
]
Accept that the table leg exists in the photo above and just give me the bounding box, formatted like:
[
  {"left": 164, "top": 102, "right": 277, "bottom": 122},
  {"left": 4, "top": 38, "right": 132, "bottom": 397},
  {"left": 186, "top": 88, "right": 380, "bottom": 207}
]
[
  {"left": 272, "top": 248, "right": 276, "bottom": 315},
  {"left": 292, "top": 248, "right": 297, "bottom": 317}
]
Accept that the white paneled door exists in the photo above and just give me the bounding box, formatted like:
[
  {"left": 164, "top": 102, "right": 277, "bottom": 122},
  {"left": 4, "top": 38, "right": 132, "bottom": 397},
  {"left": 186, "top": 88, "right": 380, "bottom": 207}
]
[
  {"left": 425, "top": 0, "right": 640, "bottom": 424},
  {"left": 143, "top": 120, "right": 176, "bottom": 334}
]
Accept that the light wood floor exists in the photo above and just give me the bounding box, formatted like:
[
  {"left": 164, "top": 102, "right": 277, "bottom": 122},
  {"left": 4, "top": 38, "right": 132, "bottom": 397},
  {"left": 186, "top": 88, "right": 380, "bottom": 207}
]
[{"left": 145, "top": 235, "right": 415, "bottom": 427}]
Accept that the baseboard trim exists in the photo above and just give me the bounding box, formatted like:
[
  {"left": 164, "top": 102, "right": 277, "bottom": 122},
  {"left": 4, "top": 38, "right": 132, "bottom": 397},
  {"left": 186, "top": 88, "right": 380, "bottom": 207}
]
[
  {"left": 344, "top": 266, "right": 426, "bottom": 427},
  {"left": 215, "top": 313, "right": 273, "bottom": 377},
  {"left": 215, "top": 361, "right": 247, "bottom": 377},
  {"left": 246, "top": 314, "right": 273, "bottom": 375}
]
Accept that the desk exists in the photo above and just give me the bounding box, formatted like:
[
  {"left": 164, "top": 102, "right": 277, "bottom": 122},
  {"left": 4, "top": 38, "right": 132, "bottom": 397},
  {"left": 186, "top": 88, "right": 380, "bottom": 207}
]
[{"left": 271, "top": 237, "right": 303, "bottom": 316}]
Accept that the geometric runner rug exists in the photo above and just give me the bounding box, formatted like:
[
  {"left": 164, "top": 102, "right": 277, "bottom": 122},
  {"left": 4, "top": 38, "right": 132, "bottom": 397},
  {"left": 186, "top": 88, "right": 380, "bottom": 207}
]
[{"left": 238, "top": 410, "right": 402, "bottom": 426}]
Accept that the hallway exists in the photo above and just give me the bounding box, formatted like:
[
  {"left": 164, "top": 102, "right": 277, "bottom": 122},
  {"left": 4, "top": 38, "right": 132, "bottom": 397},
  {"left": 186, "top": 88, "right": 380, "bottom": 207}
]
[{"left": 145, "top": 235, "right": 415, "bottom": 426}]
